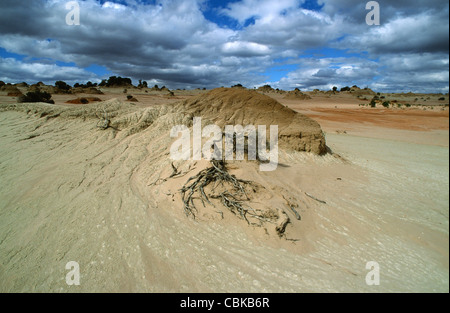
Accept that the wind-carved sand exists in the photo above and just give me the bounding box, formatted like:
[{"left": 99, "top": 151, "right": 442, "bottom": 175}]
[{"left": 0, "top": 88, "right": 448, "bottom": 292}]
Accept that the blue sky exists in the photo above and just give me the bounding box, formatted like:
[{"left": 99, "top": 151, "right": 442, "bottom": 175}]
[{"left": 0, "top": 0, "right": 448, "bottom": 92}]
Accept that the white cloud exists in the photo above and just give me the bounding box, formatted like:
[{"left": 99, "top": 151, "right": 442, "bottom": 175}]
[
  {"left": 221, "top": 0, "right": 300, "bottom": 24},
  {"left": 0, "top": 57, "right": 96, "bottom": 84},
  {"left": 272, "top": 57, "right": 380, "bottom": 90},
  {"left": 102, "top": 2, "right": 127, "bottom": 10},
  {"left": 222, "top": 41, "right": 270, "bottom": 57}
]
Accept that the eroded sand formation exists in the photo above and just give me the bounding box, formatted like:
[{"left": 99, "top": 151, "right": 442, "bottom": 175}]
[{"left": 0, "top": 88, "right": 447, "bottom": 292}]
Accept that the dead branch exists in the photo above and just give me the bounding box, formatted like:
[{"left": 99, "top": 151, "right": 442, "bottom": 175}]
[
  {"left": 180, "top": 160, "right": 275, "bottom": 226},
  {"left": 305, "top": 192, "right": 326, "bottom": 204},
  {"left": 275, "top": 210, "right": 290, "bottom": 237}
]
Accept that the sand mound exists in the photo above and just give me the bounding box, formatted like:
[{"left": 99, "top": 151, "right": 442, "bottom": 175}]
[
  {"left": 36, "top": 85, "right": 72, "bottom": 94},
  {"left": 257, "top": 85, "right": 275, "bottom": 93},
  {"left": 7, "top": 91, "right": 23, "bottom": 97},
  {"left": 175, "top": 88, "right": 326, "bottom": 154},
  {"left": 126, "top": 96, "right": 139, "bottom": 102},
  {"left": 1, "top": 89, "right": 326, "bottom": 154},
  {"left": 72, "top": 87, "right": 104, "bottom": 95},
  {"left": 0, "top": 85, "right": 21, "bottom": 93},
  {"left": 283, "top": 89, "right": 312, "bottom": 100},
  {"left": 350, "top": 86, "right": 376, "bottom": 97},
  {"left": 66, "top": 97, "right": 103, "bottom": 104}
]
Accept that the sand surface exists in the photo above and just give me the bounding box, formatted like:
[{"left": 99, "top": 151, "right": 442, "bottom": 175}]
[{"left": 0, "top": 89, "right": 448, "bottom": 292}]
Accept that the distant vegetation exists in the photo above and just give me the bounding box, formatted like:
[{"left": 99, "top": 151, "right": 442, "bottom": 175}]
[
  {"left": 99, "top": 76, "right": 133, "bottom": 87},
  {"left": 74, "top": 81, "right": 97, "bottom": 88},
  {"left": 138, "top": 80, "right": 148, "bottom": 88},
  {"left": 55, "top": 81, "right": 72, "bottom": 91}
]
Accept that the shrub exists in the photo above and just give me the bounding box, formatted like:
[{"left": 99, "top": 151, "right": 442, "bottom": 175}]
[
  {"left": 73, "top": 81, "right": 97, "bottom": 89},
  {"left": 55, "top": 81, "right": 71, "bottom": 91},
  {"left": 127, "top": 95, "right": 133, "bottom": 100},
  {"left": 405, "top": 103, "right": 411, "bottom": 107},
  {"left": 370, "top": 99, "right": 376, "bottom": 107},
  {"left": 18, "top": 90, "right": 53, "bottom": 104},
  {"left": 138, "top": 80, "right": 148, "bottom": 88},
  {"left": 340, "top": 86, "right": 351, "bottom": 92},
  {"left": 106, "top": 76, "right": 132, "bottom": 87},
  {"left": 332, "top": 86, "right": 338, "bottom": 92},
  {"left": 98, "top": 76, "right": 132, "bottom": 87},
  {"left": 438, "top": 97, "right": 445, "bottom": 101},
  {"left": 382, "top": 101, "right": 390, "bottom": 108}
]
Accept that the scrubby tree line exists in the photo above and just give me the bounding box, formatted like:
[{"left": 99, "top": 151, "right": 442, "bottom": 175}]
[
  {"left": 99, "top": 76, "right": 132, "bottom": 87},
  {"left": 74, "top": 81, "right": 98, "bottom": 88}
]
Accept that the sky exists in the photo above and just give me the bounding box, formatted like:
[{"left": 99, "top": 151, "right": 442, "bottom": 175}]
[{"left": 0, "top": 0, "right": 448, "bottom": 93}]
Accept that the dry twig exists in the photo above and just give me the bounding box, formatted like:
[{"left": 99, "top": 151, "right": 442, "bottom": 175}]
[{"left": 180, "top": 160, "right": 272, "bottom": 226}]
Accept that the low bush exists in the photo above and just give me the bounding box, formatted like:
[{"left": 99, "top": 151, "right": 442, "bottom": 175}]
[
  {"left": 55, "top": 81, "right": 72, "bottom": 91},
  {"left": 18, "top": 90, "right": 54, "bottom": 104}
]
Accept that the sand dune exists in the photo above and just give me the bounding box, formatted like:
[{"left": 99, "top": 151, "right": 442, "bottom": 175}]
[{"left": 0, "top": 89, "right": 448, "bottom": 292}]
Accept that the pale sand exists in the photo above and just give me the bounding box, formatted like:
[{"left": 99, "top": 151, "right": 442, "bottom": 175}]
[{"left": 0, "top": 90, "right": 448, "bottom": 292}]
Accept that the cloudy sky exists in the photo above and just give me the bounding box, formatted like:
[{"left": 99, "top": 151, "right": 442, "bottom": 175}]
[{"left": 0, "top": 0, "right": 448, "bottom": 92}]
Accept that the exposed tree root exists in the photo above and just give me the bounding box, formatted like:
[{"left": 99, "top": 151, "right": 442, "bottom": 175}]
[{"left": 180, "top": 160, "right": 279, "bottom": 228}]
